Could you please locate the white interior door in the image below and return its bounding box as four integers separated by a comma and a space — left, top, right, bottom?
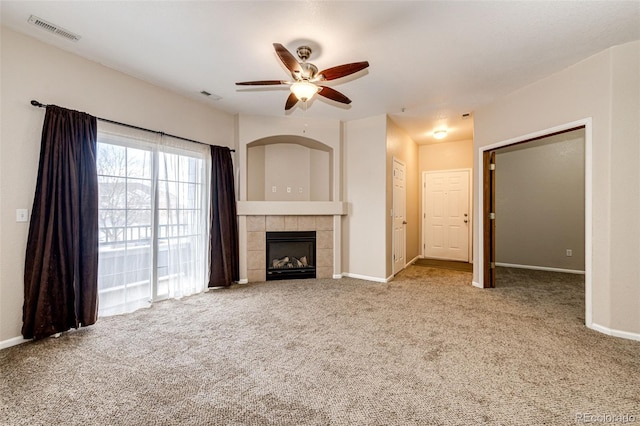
393, 158, 406, 274
423, 170, 470, 262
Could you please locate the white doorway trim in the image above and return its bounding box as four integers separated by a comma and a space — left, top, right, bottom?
475, 118, 593, 329
422, 169, 472, 263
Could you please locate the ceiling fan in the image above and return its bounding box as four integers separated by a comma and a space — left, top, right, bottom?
236, 43, 369, 110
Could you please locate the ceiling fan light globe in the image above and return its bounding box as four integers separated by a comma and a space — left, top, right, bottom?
290, 81, 319, 101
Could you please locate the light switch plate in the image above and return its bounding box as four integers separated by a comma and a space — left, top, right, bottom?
16, 209, 29, 222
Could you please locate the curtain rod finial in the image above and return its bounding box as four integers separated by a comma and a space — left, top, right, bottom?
31, 100, 44, 107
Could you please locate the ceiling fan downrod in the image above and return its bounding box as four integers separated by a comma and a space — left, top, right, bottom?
295, 46, 318, 81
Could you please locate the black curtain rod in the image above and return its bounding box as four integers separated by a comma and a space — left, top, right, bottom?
30, 100, 235, 152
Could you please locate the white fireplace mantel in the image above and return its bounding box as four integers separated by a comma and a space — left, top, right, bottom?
237, 201, 348, 216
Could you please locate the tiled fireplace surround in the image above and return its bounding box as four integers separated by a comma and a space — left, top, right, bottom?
245, 215, 334, 282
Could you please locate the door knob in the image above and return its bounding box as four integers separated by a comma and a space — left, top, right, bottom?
464, 219, 468, 223
403, 221, 407, 225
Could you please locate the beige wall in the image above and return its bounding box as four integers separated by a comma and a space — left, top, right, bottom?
419, 139, 473, 172
386, 118, 419, 277
495, 129, 585, 271
246, 143, 331, 201
247, 146, 266, 201
264, 144, 311, 201
342, 115, 388, 279
0, 27, 235, 344
310, 149, 331, 202
473, 40, 640, 337
609, 42, 640, 336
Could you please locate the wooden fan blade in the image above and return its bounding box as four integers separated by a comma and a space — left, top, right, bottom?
285, 92, 298, 110
317, 86, 352, 104
273, 43, 302, 75
236, 80, 286, 86
317, 61, 369, 81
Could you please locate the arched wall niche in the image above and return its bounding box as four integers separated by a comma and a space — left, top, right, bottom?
246, 135, 333, 201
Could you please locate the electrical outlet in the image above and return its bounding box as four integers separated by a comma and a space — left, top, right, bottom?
566, 249, 573, 257
271, 186, 277, 193
298, 187, 303, 193
286, 187, 291, 193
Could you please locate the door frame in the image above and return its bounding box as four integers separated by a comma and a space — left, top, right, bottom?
482, 153, 495, 288
392, 157, 407, 275
476, 118, 592, 327
421, 168, 472, 263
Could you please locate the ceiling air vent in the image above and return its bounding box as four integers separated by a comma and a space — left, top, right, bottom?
27, 15, 81, 42
200, 90, 222, 101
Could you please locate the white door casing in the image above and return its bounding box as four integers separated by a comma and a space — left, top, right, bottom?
393, 158, 406, 275
423, 169, 470, 262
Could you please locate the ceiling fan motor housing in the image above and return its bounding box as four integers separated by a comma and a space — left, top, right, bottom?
298, 62, 318, 80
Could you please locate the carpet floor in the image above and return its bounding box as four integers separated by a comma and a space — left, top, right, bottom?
413, 259, 473, 272
1, 266, 639, 425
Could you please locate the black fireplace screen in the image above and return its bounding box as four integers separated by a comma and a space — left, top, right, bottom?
266, 231, 316, 280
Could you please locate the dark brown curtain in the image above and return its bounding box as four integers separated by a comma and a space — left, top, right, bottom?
208, 146, 239, 287
22, 105, 99, 340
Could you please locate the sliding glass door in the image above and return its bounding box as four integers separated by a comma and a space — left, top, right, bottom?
96, 131, 209, 316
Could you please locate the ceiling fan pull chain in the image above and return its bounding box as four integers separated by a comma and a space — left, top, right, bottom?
302, 101, 308, 133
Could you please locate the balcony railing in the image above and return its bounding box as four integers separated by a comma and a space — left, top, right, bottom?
97, 224, 202, 316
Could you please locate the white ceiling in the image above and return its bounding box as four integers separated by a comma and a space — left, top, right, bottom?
2, 1, 639, 145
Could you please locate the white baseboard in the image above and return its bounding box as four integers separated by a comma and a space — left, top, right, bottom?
590, 323, 640, 342
472, 281, 483, 288
407, 255, 420, 265
0, 336, 29, 350
496, 262, 585, 275
342, 272, 389, 283
332, 274, 342, 279
237, 279, 249, 284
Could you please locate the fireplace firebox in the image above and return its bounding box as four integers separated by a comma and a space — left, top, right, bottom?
266, 231, 316, 280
